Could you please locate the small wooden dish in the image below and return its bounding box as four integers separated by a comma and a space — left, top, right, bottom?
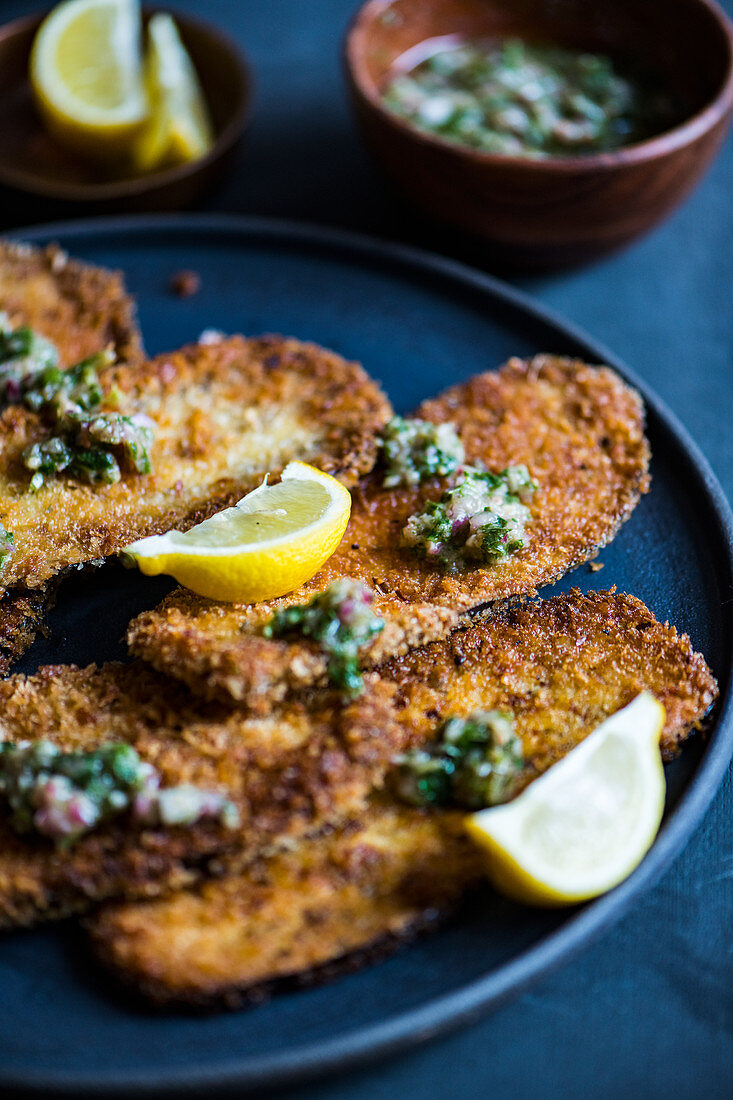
345, 0, 733, 268
0, 9, 252, 213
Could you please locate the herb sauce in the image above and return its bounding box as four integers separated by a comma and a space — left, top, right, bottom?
402, 464, 536, 568
390, 710, 523, 810
24, 408, 155, 490
0, 312, 58, 403
263, 579, 385, 696
383, 39, 678, 158
379, 415, 464, 488
0, 740, 239, 846
0, 318, 156, 491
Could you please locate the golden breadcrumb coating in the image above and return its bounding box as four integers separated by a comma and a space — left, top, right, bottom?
87, 589, 716, 1008
0, 334, 391, 594
88, 798, 477, 1009
0, 240, 143, 367
385, 588, 717, 765
0, 239, 145, 669
128, 355, 651, 707
0, 663, 408, 928
0, 586, 54, 676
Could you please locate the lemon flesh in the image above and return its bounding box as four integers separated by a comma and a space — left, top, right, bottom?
466, 693, 666, 907
30, 0, 148, 162
123, 462, 351, 604
133, 12, 214, 172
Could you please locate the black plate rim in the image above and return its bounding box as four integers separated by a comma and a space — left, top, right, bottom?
4, 213, 733, 1098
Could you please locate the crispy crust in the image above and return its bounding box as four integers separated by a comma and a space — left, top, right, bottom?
385, 588, 718, 764
128, 355, 651, 706
0, 334, 392, 592
87, 800, 477, 1010
0, 241, 145, 666
0, 240, 143, 368
0, 585, 54, 677
129, 589, 458, 710
87, 589, 716, 1008
0, 663, 410, 928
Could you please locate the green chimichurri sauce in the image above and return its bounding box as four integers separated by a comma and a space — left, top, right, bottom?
0, 317, 155, 491
23, 406, 155, 490
390, 710, 524, 810
0, 740, 239, 846
402, 464, 536, 569
379, 415, 465, 489
0, 312, 58, 402
382, 38, 679, 157
263, 579, 385, 697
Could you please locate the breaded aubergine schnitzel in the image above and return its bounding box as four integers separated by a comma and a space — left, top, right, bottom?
128, 356, 651, 708
0, 665, 408, 928
87, 589, 716, 1008
0, 239, 144, 671
0, 240, 143, 369
0, 335, 391, 594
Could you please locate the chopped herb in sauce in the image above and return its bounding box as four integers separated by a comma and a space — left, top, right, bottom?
0, 339, 156, 491
0, 522, 13, 571
263, 579, 385, 696
383, 39, 680, 158
390, 710, 523, 810
21, 356, 105, 418
0, 740, 239, 846
402, 464, 536, 568
0, 312, 58, 404
379, 415, 465, 488
24, 411, 154, 490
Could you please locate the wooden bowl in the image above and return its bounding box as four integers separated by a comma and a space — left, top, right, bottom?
0, 9, 252, 213
345, 0, 733, 267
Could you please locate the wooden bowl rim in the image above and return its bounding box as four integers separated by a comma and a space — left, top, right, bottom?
344, 0, 733, 172
0, 7, 253, 201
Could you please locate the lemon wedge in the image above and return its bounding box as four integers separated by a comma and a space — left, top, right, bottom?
30, 0, 148, 162
132, 12, 214, 172
465, 693, 666, 907
123, 462, 351, 603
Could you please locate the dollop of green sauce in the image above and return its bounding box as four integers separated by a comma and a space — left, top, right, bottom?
383, 38, 680, 157
0, 316, 155, 491
0, 312, 58, 402
263, 579, 385, 697
402, 464, 536, 568
379, 415, 465, 488
0, 740, 239, 847
390, 710, 523, 810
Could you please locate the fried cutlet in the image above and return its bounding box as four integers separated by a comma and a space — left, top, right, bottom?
87, 589, 717, 1008
0, 240, 143, 367
128, 355, 651, 707
383, 588, 716, 765
0, 240, 144, 670
0, 335, 391, 594
88, 798, 478, 1009
0, 663, 409, 928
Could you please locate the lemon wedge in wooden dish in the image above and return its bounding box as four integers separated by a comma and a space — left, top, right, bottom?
465, 693, 667, 907
132, 12, 214, 171
123, 462, 351, 603
30, 0, 148, 162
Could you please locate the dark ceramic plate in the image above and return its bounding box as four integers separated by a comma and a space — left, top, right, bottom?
2, 215, 732, 1098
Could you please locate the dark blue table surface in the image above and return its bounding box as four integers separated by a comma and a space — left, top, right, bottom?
1, 2, 732, 1097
